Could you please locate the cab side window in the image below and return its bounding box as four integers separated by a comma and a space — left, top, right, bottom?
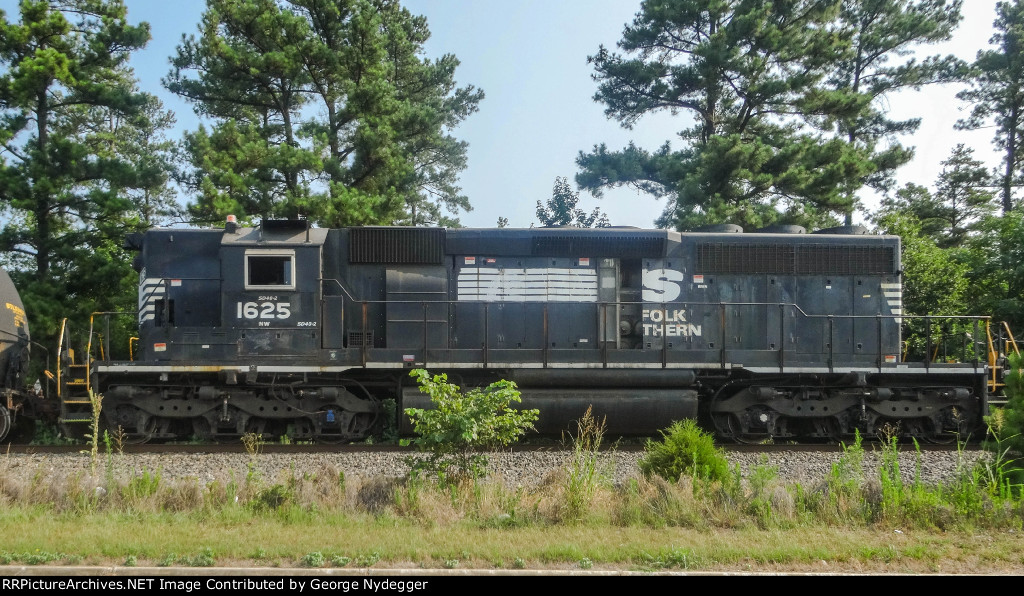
246, 252, 295, 289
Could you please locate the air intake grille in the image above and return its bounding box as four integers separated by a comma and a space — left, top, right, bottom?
531, 235, 665, 257
697, 243, 896, 275
794, 245, 896, 274
349, 228, 445, 264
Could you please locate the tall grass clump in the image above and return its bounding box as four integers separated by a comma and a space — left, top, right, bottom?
560, 406, 608, 524
798, 430, 869, 524
638, 419, 730, 483
979, 409, 1024, 496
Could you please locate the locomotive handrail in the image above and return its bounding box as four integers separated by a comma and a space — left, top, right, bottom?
85, 311, 133, 394
322, 278, 357, 301
986, 320, 1020, 393
351, 298, 988, 376
55, 318, 67, 399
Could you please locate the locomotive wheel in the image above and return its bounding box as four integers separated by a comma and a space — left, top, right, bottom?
105, 417, 156, 445
924, 430, 958, 445
313, 406, 365, 444
725, 414, 772, 445
0, 406, 10, 442
925, 410, 968, 445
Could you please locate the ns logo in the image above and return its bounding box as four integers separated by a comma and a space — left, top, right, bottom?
639, 268, 701, 337
641, 268, 684, 302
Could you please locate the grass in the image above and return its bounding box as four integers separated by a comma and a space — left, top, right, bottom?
3, 425, 1024, 572
0, 512, 1022, 572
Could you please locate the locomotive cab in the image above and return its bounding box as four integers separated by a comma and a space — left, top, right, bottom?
221, 220, 325, 358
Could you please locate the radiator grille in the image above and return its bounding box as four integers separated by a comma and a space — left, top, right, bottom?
531, 235, 664, 257
349, 228, 445, 264
696, 243, 896, 275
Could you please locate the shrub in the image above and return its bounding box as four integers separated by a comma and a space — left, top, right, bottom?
996, 352, 1024, 458
638, 419, 730, 483
404, 369, 539, 483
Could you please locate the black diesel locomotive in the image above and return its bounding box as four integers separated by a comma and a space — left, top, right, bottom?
58, 219, 989, 443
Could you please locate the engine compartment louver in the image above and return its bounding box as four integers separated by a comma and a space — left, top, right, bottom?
696, 243, 896, 275
531, 235, 665, 257
349, 228, 445, 264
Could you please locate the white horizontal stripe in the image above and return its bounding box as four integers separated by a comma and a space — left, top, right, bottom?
458, 267, 599, 302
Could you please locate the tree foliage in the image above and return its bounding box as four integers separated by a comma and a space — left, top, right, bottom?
995, 352, 1024, 457
166, 0, 483, 227
404, 369, 539, 482
825, 0, 965, 222
882, 145, 996, 248
0, 0, 169, 355
960, 210, 1024, 329
577, 0, 965, 230
577, 0, 872, 230
536, 177, 609, 228
957, 0, 1024, 213
875, 211, 969, 319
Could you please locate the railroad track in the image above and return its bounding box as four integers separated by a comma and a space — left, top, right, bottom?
1, 440, 981, 455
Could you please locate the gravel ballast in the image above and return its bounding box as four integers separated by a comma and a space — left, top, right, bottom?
0, 448, 988, 489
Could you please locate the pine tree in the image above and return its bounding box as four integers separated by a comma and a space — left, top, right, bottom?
576, 0, 878, 230
881, 145, 996, 247
826, 0, 965, 224
167, 0, 483, 227
0, 1, 166, 349
956, 0, 1024, 213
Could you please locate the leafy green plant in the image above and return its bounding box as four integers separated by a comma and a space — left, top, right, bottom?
355, 551, 381, 567
404, 369, 539, 483
380, 399, 399, 443
996, 352, 1024, 457
301, 551, 325, 567
637, 547, 699, 570
29, 422, 77, 446
180, 548, 215, 568
251, 484, 294, 512
638, 419, 730, 483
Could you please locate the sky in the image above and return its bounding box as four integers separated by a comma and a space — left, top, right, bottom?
0, 0, 1007, 229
